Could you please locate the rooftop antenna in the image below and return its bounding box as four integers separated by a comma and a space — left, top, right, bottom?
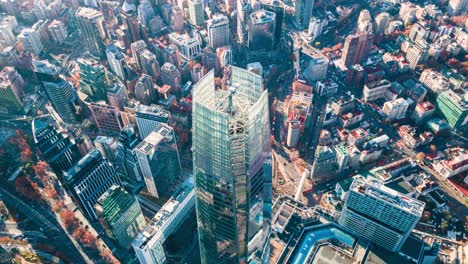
228, 86, 236, 114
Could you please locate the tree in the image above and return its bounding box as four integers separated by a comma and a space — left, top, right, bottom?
441, 221, 449, 232
60, 210, 80, 230
100, 248, 120, 264
14, 176, 42, 202
33, 161, 49, 184
415, 152, 425, 163
73, 227, 97, 249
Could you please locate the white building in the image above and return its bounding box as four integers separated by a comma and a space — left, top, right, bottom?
188, 0, 204, 26
382, 98, 410, 120
47, 20, 68, 43
18, 28, 43, 55
363, 79, 391, 102
207, 14, 229, 49
168, 33, 202, 60
106, 44, 127, 80
308, 17, 327, 40
133, 182, 195, 264
286, 119, 301, 148
135, 104, 171, 139
338, 176, 424, 252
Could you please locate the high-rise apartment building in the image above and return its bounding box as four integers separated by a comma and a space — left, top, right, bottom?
188, 0, 204, 26
64, 149, 122, 219
248, 10, 276, 51
338, 176, 424, 252
374, 12, 390, 35
75, 7, 107, 57
116, 126, 142, 182
107, 82, 128, 110
294, 0, 314, 28
207, 14, 230, 49
135, 123, 181, 198
34, 60, 77, 123
170, 6, 184, 33
47, 20, 68, 43
341, 32, 373, 66
95, 185, 146, 248
106, 44, 127, 80
18, 28, 43, 55
131, 40, 147, 68
135, 74, 156, 106
0, 23, 15, 48
135, 104, 171, 139
448, 0, 468, 15
160, 63, 181, 95
32, 119, 82, 175
193, 66, 271, 263
406, 40, 429, 69
139, 49, 160, 80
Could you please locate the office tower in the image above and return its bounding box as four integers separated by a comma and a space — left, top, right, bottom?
137, 0, 155, 29
131, 40, 147, 68
77, 57, 108, 100
100, 0, 118, 34
135, 104, 171, 139
133, 182, 196, 264
341, 32, 373, 66
34, 60, 77, 123
310, 146, 336, 184
94, 136, 118, 162
88, 101, 125, 134
64, 149, 122, 219
0, 46, 19, 67
248, 10, 276, 51
237, 0, 251, 44
188, 0, 204, 26
262, 0, 284, 48
0, 66, 23, 97
160, 63, 181, 95
135, 123, 181, 198
436, 90, 467, 132
168, 33, 202, 60
106, 44, 127, 80
18, 28, 43, 55
294, 0, 314, 28
408, 21, 429, 42
95, 185, 146, 248
75, 7, 107, 57
139, 49, 160, 80
32, 119, 82, 174
448, 0, 468, 15
135, 74, 156, 105
374, 12, 390, 35
338, 176, 424, 252
170, 6, 184, 33
193, 66, 271, 263
207, 14, 230, 49
120, 0, 141, 43
0, 69, 23, 114
116, 126, 142, 182
304, 55, 328, 82
107, 82, 128, 110
308, 16, 326, 40
406, 40, 429, 69
47, 20, 68, 43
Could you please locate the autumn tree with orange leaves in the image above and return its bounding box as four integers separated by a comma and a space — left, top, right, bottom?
14, 176, 43, 202
60, 210, 80, 230
9, 130, 33, 162
73, 227, 97, 249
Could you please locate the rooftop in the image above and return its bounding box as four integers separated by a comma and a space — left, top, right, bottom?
350, 177, 425, 216
75, 7, 103, 19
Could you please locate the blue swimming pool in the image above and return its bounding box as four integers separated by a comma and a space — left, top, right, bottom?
291, 226, 355, 264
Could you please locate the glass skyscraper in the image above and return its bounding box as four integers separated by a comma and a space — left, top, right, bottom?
193, 66, 271, 264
